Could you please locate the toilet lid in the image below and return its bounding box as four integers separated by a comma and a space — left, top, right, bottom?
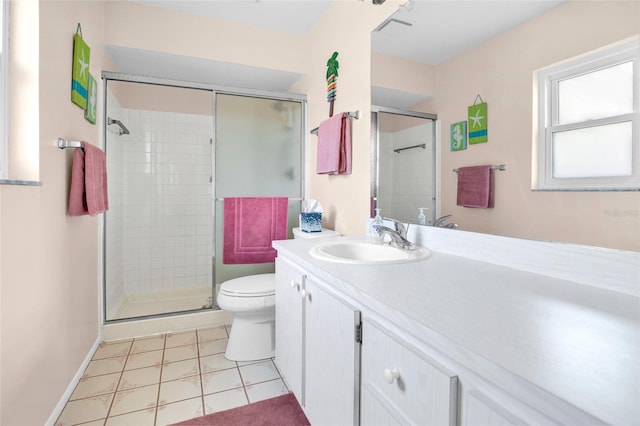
220, 273, 276, 297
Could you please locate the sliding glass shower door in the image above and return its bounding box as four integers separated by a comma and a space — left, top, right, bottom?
214, 93, 303, 285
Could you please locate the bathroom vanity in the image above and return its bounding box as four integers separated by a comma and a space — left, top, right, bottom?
273, 227, 639, 426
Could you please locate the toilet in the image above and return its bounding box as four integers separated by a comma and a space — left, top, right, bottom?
218, 227, 339, 362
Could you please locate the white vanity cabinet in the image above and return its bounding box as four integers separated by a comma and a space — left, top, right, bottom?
463, 391, 525, 426
274, 257, 361, 426
361, 318, 458, 426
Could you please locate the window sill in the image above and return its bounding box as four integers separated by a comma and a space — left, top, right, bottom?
0, 178, 42, 186
532, 188, 640, 192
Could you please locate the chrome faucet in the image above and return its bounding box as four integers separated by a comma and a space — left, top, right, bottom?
434, 214, 458, 229
376, 218, 415, 250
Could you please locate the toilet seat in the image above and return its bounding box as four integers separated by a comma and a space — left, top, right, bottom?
219, 273, 275, 298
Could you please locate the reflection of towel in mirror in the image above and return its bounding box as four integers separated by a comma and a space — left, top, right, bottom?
69, 142, 109, 216
223, 197, 289, 264
316, 112, 352, 175
456, 165, 494, 208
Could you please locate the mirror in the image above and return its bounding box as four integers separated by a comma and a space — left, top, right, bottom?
371, 1, 640, 251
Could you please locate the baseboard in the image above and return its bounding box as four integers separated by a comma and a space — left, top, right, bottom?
44, 335, 102, 426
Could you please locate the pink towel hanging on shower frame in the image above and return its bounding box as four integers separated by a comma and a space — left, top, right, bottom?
223, 197, 288, 264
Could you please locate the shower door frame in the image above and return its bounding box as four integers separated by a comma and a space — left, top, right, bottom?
370, 105, 439, 224
101, 71, 307, 323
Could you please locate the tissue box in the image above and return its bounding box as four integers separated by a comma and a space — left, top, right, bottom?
300, 212, 322, 232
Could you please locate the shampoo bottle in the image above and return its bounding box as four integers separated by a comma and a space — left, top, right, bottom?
369, 208, 384, 243
418, 207, 428, 225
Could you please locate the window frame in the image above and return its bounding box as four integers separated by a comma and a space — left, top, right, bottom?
0, 0, 8, 179
537, 38, 640, 191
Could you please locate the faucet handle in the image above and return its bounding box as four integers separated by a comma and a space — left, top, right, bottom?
383, 217, 408, 238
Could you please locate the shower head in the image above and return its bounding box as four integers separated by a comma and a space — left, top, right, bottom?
107, 117, 130, 135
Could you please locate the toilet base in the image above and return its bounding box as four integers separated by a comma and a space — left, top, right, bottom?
224, 312, 275, 362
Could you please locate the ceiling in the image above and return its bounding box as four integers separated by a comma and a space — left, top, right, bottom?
109, 0, 564, 107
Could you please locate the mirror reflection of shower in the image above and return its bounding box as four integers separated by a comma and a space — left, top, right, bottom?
371, 107, 438, 225
107, 117, 130, 135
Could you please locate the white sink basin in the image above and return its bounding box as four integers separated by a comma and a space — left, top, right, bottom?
309, 240, 431, 264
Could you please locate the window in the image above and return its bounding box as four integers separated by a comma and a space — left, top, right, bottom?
0, 0, 8, 179
537, 38, 640, 190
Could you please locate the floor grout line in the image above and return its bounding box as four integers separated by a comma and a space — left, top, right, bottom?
57, 325, 288, 426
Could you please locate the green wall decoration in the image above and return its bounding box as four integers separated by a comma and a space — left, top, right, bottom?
451, 121, 467, 151
84, 73, 97, 124
326, 51, 339, 117
468, 96, 488, 144
71, 23, 91, 109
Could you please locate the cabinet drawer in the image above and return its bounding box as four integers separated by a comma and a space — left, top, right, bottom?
361, 319, 458, 426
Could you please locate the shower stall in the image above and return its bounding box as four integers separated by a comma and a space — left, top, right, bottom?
103, 74, 304, 322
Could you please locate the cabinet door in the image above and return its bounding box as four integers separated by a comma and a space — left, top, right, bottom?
361, 319, 458, 426
464, 391, 525, 426
274, 257, 304, 402
304, 278, 361, 426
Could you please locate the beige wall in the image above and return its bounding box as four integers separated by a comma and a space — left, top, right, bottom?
414, 0, 640, 251
0, 1, 105, 425
296, 0, 402, 235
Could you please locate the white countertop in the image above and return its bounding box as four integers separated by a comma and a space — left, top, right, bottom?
273, 235, 640, 425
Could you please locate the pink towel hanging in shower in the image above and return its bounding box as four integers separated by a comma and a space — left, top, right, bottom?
456, 165, 494, 208
69, 142, 109, 216
316, 112, 352, 175
223, 197, 288, 264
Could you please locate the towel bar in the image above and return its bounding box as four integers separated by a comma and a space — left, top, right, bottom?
453, 164, 506, 173
394, 143, 426, 154
58, 138, 83, 149
310, 110, 360, 135
215, 197, 304, 202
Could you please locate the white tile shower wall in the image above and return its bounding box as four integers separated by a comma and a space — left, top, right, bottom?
121, 109, 213, 296
105, 91, 126, 317
378, 122, 435, 223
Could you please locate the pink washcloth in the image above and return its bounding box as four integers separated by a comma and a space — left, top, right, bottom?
456, 165, 494, 208
69, 142, 109, 216
223, 197, 288, 264
316, 112, 352, 175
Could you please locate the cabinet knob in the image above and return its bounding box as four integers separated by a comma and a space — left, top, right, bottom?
300, 288, 309, 299
384, 368, 400, 384
290, 280, 298, 290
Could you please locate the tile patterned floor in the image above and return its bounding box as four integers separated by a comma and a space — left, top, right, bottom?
55, 325, 289, 426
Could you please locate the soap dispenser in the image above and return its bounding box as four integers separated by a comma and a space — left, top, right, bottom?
418, 208, 428, 226
369, 208, 384, 243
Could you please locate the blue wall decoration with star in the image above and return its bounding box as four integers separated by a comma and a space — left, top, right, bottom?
468, 100, 488, 144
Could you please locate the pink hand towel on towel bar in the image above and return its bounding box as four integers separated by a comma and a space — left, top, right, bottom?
223, 197, 289, 264
456, 165, 494, 208
316, 112, 352, 174
69, 142, 109, 216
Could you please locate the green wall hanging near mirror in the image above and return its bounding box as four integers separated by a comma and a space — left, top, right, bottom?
468, 95, 487, 144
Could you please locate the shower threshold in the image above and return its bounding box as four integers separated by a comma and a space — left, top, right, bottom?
110, 286, 214, 320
